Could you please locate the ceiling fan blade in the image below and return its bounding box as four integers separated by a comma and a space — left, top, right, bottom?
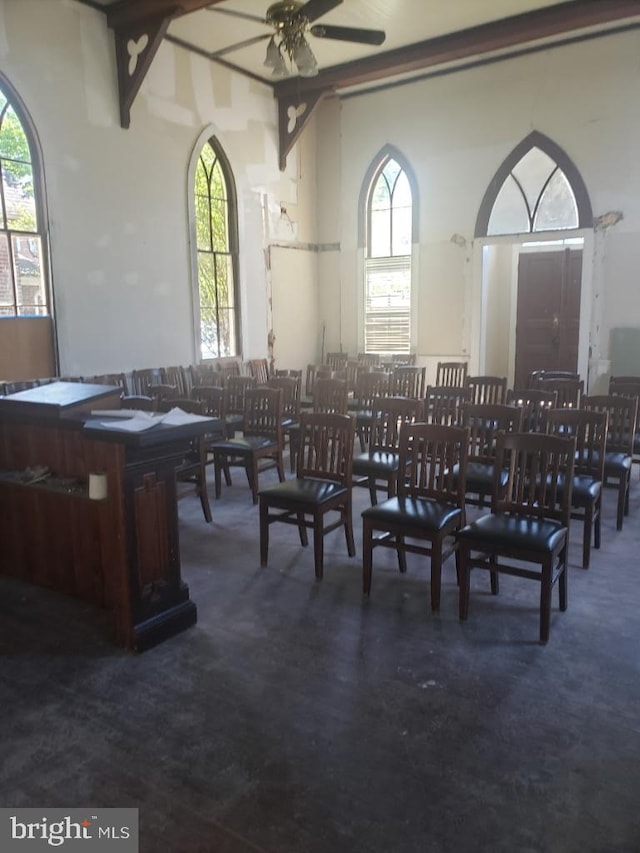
310, 24, 386, 46
206, 6, 266, 25
210, 33, 270, 59
295, 0, 343, 25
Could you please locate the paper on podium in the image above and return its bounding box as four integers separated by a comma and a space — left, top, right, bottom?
160, 407, 213, 425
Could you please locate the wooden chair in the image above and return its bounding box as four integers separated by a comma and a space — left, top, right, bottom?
352, 396, 423, 505
539, 377, 583, 408
259, 412, 355, 580
507, 387, 558, 432
362, 422, 469, 612
546, 407, 607, 568
352, 369, 390, 451
225, 374, 257, 434
424, 385, 471, 426
465, 375, 508, 405
581, 394, 638, 530
190, 384, 233, 437
190, 362, 224, 388
304, 363, 333, 401
157, 397, 217, 523
436, 361, 468, 388
391, 365, 426, 399
289, 377, 348, 472
212, 386, 285, 504
457, 403, 523, 508
357, 352, 380, 367
130, 367, 164, 396
90, 373, 128, 394
162, 365, 190, 397
267, 375, 301, 460
609, 375, 640, 476
121, 394, 155, 411
529, 369, 580, 388
247, 358, 270, 385
148, 383, 179, 408
391, 353, 416, 366
457, 431, 576, 643
326, 352, 349, 371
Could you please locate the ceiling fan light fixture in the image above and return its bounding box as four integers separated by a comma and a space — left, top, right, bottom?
264, 36, 280, 68
293, 37, 318, 76
270, 49, 290, 79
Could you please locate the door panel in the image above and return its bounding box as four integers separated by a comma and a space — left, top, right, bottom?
514, 249, 582, 389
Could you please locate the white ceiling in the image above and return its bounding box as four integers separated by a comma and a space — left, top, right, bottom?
81, 0, 640, 91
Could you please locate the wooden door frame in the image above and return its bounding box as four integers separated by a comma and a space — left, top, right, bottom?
470, 230, 593, 389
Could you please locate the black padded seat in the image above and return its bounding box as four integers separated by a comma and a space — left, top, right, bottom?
363, 496, 462, 532
556, 473, 602, 505
453, 461, 508, 501
457, 515, 566, 555
258, 477, 348, 509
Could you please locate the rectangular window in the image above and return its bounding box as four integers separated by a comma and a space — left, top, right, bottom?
364, 255, 411, 354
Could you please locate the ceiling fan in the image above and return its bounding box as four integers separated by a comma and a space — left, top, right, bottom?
207, 0, 386, 78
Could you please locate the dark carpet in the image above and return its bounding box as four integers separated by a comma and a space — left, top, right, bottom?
1, 461, 639, 853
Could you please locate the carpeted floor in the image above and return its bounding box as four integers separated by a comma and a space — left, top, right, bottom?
1, 460, 639, 853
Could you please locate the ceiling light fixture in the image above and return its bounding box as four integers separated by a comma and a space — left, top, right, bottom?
264, 2, 318, 79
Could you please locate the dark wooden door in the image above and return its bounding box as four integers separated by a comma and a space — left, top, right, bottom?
514, 249, 582, 389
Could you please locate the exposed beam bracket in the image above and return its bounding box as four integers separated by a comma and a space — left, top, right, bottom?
111, 12, 173, 129
277, 88, 332, 171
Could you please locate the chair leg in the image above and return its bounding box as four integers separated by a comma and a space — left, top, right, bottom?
344, 499, 355, 558
458, 545, 470, 621
313, 512, 324, 580
214, 453, 223, 499
362, 517, 374, 595
594, 506, 601, 550
368, 477, 377, 505
489, 555, 499, 595
259, 499, 269, 567
297, 512, 308, 547
559, 550, 568, 613
276, 452, 285, 483
396, 536, 407, 573
539, 557, 553, 644
582, 504, 593, 569
616, 477, 626, 530
198, 472, 212, 523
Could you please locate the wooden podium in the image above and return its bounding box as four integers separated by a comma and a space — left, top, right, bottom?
0, 382, 218, 650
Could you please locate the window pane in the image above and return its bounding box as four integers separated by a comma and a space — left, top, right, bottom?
210, 195, 229, 253
0, 233, 15, 309
195, 194, 211, 250
512, 146, 556, 213
3, 159, 37, 231
13, 234, 45, 312
370, 208, 391, 257
0, 105, 31, 163
487, 175, 531, 236
216, 307, 236, 358
382, 158, 401, 187
392, 205, 411, 256
534, 169, 579, 231
199, 307, 219, 359
364, 256, 411, 353
214, 254, 235, 311
371, 174, 390, 212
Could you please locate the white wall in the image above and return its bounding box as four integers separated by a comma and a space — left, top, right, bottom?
327, 29, 640, 384
0, 0, 311, 376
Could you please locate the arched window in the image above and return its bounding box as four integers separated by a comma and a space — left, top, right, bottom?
0, 83, 48, 316
361, 149, 415, 355
193, 137, 240, 360
475, 131, 592, 238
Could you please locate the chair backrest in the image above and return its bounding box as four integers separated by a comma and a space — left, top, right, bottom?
297, 411, 354, 485
368, 396, 423, 453
313, 378, 349, 414
274, 368, 303, 380
546, 407, 608, 480
149, 383, 179, 406
465, 375, 508, 405
609, 375, 640, 400
247, 358, 270, 385
90, 373, 128, 394
391, 365, 426, 399
243, 387, 283, 441
190, 363, 223, 388
305, 363, 333, 396
582, 394, 638, 455
130, 367, 164, 395
391, 353, 416, 365
326, 352, 349, 370
507, 387, 558, 432
354, 370, 390, 407
226, 375, 257, 415
529, 369, 580, 388
436, 361, 468, 388
494, 431, 576, 524
461, 403, 523, 463
267, 375, 300, 420
357, 352, 380, 367
424, 385, 471, 426
539, 377, 584, 408
396, 422, 469, 510
191, 384, 227, 419
162, 365, 189, 396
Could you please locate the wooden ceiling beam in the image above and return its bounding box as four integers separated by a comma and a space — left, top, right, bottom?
273, 0, 640, 97
106, 0, 225, 30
